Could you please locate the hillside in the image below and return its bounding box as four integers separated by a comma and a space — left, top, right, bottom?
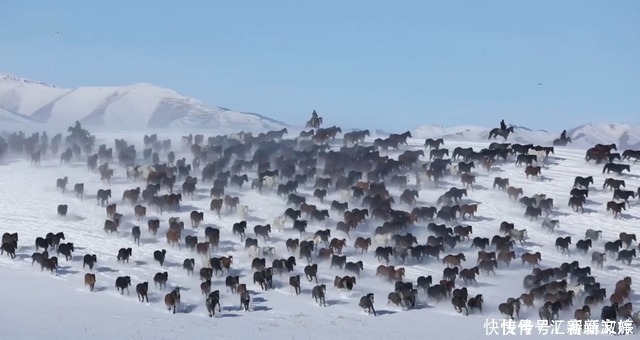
412, 123, 640, 148
0, 73, 287, 132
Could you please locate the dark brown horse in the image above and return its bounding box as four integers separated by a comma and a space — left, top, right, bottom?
606, 201, 625, 218
460, 204, 478, 219
521, 252, 541, 266
525, 166, 541, 180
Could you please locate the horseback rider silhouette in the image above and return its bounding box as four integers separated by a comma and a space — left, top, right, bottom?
560, 130, 567, 140
500, 120, 506, 131
311, 110, 318, 119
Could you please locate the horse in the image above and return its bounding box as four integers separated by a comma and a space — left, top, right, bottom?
606, 201, 626, 218
424, 138, 444, 150
552, 137, 572, 146
488, 126, 515, 140
521, 252, 542, 266
164, 288, 181, 314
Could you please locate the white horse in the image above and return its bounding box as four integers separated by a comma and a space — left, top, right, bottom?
541, 218, 560, 232
261, 246, 276, 258
449, 164, 460, 176
141, 165, 156, 181
374, 233, 390, 247
340, 189, 352, 202
262, 175, 278, 190
126, 165, 141, 180
527, 149, 547, 165
247, 245, 261, 259
273, 215, 285, 232
229, 131, 245, 142
180, 136, 191, 151
415, 171, 432, 188
239, 205, 249, 220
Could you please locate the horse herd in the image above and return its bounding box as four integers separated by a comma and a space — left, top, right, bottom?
1, 116, 640, 330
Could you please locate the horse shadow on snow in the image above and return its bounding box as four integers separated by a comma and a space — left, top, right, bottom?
374, 310, 397, 316
549, 211, 570, 217
96, 266, 119, 273
619, 213, 639, 220
467, 216, 495, 222
57, 266, 79, 275
549, 229, 571, 236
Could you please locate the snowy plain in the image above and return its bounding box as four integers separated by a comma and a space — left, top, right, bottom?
0, 123, 639, 340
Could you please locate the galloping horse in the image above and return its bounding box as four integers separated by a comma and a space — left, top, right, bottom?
488, 126, 514, 141
305, 110, 323, 129
553, 137, 572, 146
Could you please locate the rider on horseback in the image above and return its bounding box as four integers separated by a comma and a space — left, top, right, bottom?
311, 110, 318, 119
500, 119, 507, 131
560, 130, 567, 140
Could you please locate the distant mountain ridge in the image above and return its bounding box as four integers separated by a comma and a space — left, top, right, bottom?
0, 73, 287, 132
411, 123, 640, 149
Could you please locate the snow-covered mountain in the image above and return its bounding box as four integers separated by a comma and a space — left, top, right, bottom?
0, 73, 287, 132
568, 123, 640, 150
411, 123, 640, 148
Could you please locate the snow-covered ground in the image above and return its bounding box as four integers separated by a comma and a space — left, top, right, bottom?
0, 126, 638, 339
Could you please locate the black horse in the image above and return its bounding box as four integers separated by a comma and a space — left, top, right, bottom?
553, 137, 572, 146
488, 126, 515, 141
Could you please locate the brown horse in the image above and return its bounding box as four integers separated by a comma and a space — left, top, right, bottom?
585, 147, 610, 163
166, 230, 181, 248
106, 204, 117, 219
329, 238, 347, 255
606, 201, 626, 218
190, 210, 204, 228
84, 273, 96, 291
224, 195, 240, 211
459, 266, 479, 285
460, 204, 478, 219
568, 196, 586, 213
519, 292, 535, 307
210, 198, 223, 217
497, 250, 516, 267
354, 237, 372, 253
134, 205, 146, 221
461, 173, 476, 190
164, 288, 181, 314
525, 166, 541, 180
56, 177, 68, 193
147, 219, 160, 235
201, 279, 212, 296
521, 252, 541, 266
375, 265, 406, 281
507, 187, 523, 201
442, 253, 466, 268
